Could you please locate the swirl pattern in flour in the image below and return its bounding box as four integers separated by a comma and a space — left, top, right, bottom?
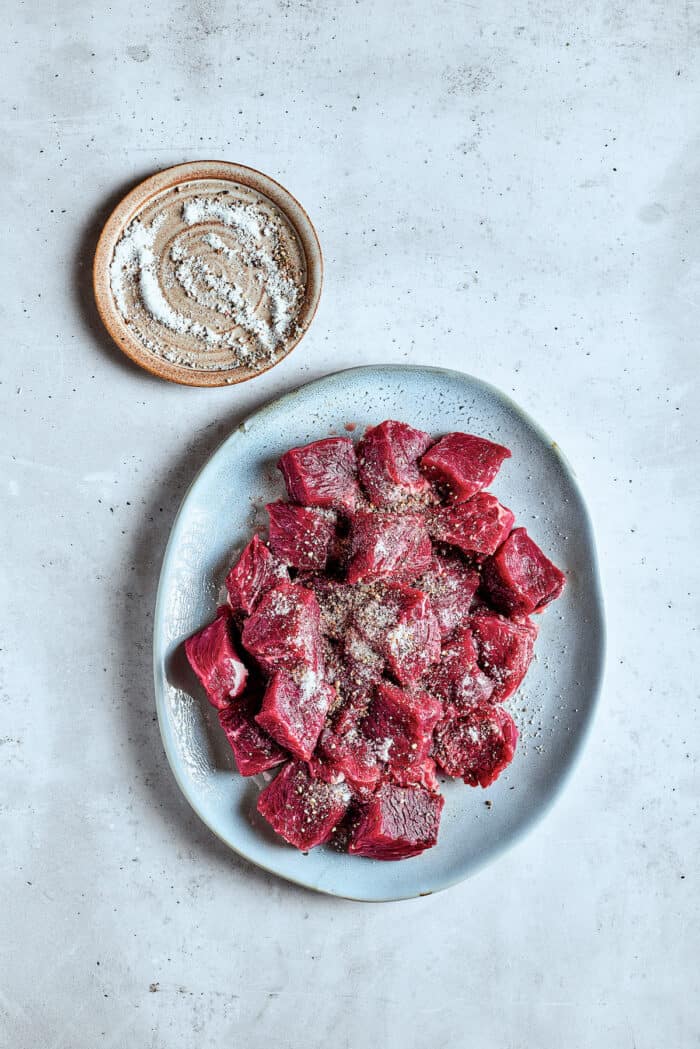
109, 179, 307, 373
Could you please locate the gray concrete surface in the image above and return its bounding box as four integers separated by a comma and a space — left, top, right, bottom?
2, 1, 698, 1046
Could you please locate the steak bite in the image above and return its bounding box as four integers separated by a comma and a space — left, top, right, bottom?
351, 581, 440, 684
427, 493, 515, 557
241, 581, 322, 673
310, 725, 382, 790
218, 698, 287, 776
421, 432, 511, 502
433, 704, 518, 787
225, 534, 285, 616
346, 511, 433, 584
257, 762, 351, 850
362, 681, 442, 769
424, 626, 495, 711
348, 783, 444, 860
184, 609, 248, 709
277, 436, 360, 513
415, 553, 480, 638
389, 757, 440, 794
266, 501, 337, 571
469, 608, 537, 702
256, 666, 334, 760
482, 526, 566, 615
357, 420, 433, 506
382, 587, 441, 687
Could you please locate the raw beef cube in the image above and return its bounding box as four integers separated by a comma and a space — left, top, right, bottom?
226, 535, 284, 616
428, 493, 515, 557
278, 437, 360, 513
300, 576, 357, 639
357, 420, 433, 506
352, 582, 439, 684
256, 666, 335, 760
310, 725, 382, 790
424, 627, 495, 710
382, 587, 441, 686
389, 757, 440, 794
415, 553, 480, 638
346, 511, 433, 584
421, 432, 511, 502
348, 783, 444, 860
241, 582, 322, 673
218, 699, 287, 776
469, 609, 538, 702
343, 628, 386, 689
184, 609, 248, 709
433, 704, 518, 787
267, 502, 337, 571
257, 761, 351, 850
482, 527, 566, 615
362, 681, 442, 769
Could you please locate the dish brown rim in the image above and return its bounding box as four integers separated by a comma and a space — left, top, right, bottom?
92, 161, 323, 387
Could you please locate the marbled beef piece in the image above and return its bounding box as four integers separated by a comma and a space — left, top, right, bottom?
433, 704, 518, 787
351, 581, 439, 685
424, 626, 495, 711
357, 420, 433, 507
225, 534, 286, 616
184, 608, 248, 709
256, 666, 334, 760
310, 725, 383, 791
362, 681, 442, 770
278, 436, 360, 513
415, 553, 480, 639
427, 493, 515, 557
420, 432, 511, 502
482, 527, 566, 615
381, 587, 441, 687
241, 581, 322, 674
348, 783, 444, 860
266, 501, 337, 571
346, 511, 433, 584
257, 761, 352, 850
389, 757, 440, 794
469, 609, 538, 702
218, 698, 287, 776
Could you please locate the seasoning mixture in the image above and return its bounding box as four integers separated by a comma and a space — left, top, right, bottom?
109, 179, 307, 373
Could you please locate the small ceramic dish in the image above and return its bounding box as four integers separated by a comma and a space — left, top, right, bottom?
93, 161, 323, 387
153, 365, 606, 901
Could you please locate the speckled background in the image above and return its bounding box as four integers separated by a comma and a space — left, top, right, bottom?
2, 1, 698, 1046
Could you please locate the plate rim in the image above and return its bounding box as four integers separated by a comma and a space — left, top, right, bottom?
153, 364, 606, 901
93, 160, 323, 388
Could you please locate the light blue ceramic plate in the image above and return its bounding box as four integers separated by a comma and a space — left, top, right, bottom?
153, 366, 605, 900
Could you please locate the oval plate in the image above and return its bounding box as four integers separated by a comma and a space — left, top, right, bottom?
153, 365, 605, 900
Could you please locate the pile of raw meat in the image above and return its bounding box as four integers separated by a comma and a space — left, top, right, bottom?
185, 421, 565, 861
